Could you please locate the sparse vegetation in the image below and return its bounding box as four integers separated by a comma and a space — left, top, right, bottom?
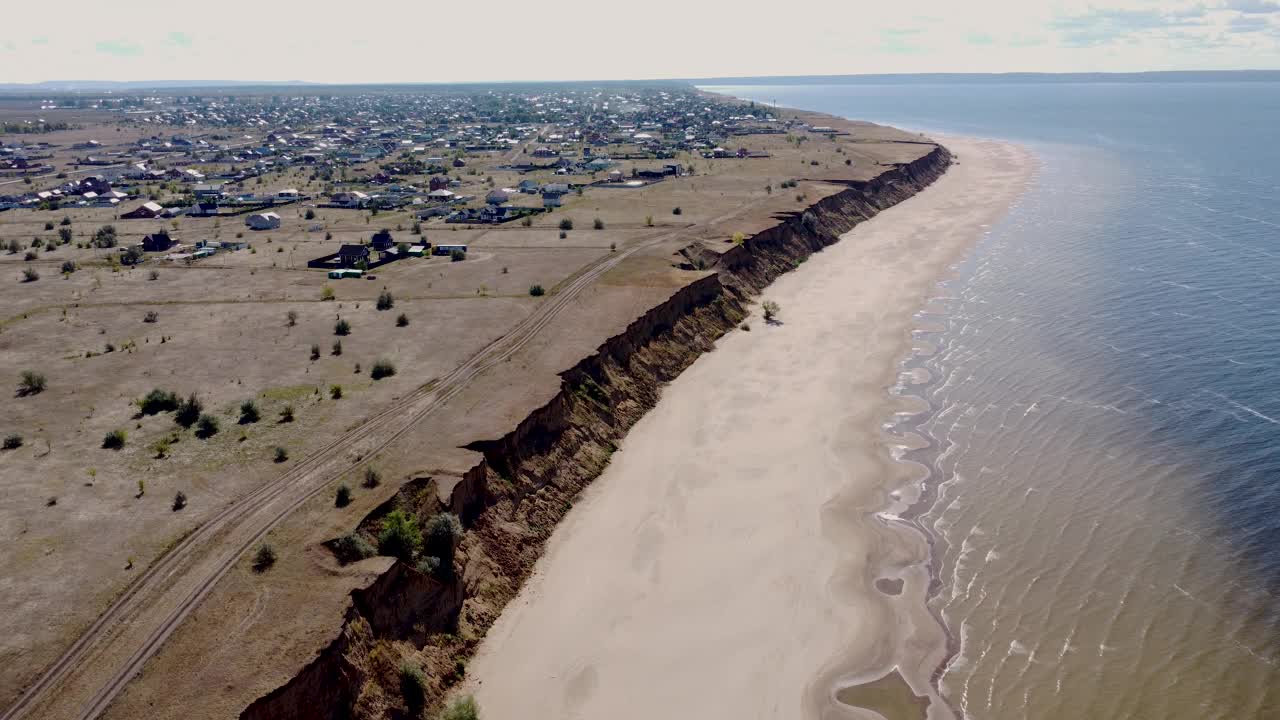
335, 483, 352, 508
762, 299, 781, 322
558, 217, 574, 231
18, 370, 47, 396
279, 405, 295, 423
321, 285, 336, 301
3, 433, 22, 450
21, 268, 39, 283
273, 446, 289, 463
370, 358, 396, 380
173, 491, 187, 511
102, 429, 127, 450
362, 466, 381, 488
252, 544, 277, 572
175, 393, 203, 427
529, 284, 545, 296
329, 384, 343, 399
438, 696, 480, 720
334, 318, 351, 336
376, 290, 394, 311
137, 388, 179, 415
395, 313, 409, 327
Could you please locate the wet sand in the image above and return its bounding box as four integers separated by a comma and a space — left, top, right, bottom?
465, 137, 1036, 719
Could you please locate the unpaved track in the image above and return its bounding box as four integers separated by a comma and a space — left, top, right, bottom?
1, 210, 743, 720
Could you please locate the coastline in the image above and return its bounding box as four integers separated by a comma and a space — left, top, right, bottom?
463, 135, 1036, 719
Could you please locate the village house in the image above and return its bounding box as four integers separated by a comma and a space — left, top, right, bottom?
245, 211, 281, 230
142, 231, 176, 252
121, 201, 165, 219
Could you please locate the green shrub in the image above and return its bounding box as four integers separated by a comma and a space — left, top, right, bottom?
279, 405, 295, 423
334, 318, 351, 336
592, 217, 604, 230
762, 300, 780, 322
416, 556, 441, 575
332, 340, 342, 356
377, 509, 422, 562
60, 260, 77, 274
253, 544, 277, 571
195, 414, 220, 438
529, 284, 545, 296
362, 466, 381, 488
399, 662, 427, 712
239, 400, 260, 424
321, 286, 335, 301
137, 388, 179, 415
558, 218, 573, 231
172, 491, 187, 511
2, 433, 22, 450
450, 248, 466, 262
22, 267, 39, 282
329, 384, 343, 399
333, 532, 375, 562
18, 370, 47, 396
395, 313, 408, 327
335, 483, 352, 507
370, 358, 396, 380
438, 696, 480, 720
102, 429, 127, 449
175, 393, 203, 427
672, 206, 682, 215
274, 446, 289, 463
376, 290, 394, 311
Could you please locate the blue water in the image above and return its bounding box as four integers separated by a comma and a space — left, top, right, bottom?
705, 82, 1280, 718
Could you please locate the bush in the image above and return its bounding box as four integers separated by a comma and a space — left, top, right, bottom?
558, 218, 574, 231
279, 405, 294, 423
22, 268, 39, 282
175, 393, 203, 427
593, 217, 604, 230
732, 232, 745, 245
143, 311, 159, 323
672, 206, 682, 215
286, 310, 297, 326
332, 340, 343, 356
376, 290, 394, 311
399, 663, 427, 712
172, 491, 187, 511
762, 300, 780, 322
137, 388, 179, 415
148, 269, 159, 281
329, 384, 343, 399
310, 344, 321, 361
196, 413, 220, 438
93, 225, 117, 248
252, 544, 277, 572
439, 696, 480, 720
416, 556, 441, 575
274, 446, 289, 463
304, 208, 316, 220
102, 429, 127, 449
520, 215, 532, 227
529, 284, 545, 296
335, 483, 352, 507
333, 532, 375, 562
558, 230, 567, 239
334, 318, 351, 336
369, 358, 396, 380
362, 466, 381, 488
645, 214, 654, 227
395, 313, 408, 327
61, 260, 77, 274
2, 433, 22, 450
378, 509, 422, 561
60, 215, 71, 226
450, 248, 466, 262
424, 512, 463, 568
18, 370, 47, 396
239, 400, 261, 424
321, 286, 335, 301
58, 227, 73, 244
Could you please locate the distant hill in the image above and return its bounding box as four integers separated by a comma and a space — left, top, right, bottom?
689, 71, 1280, 85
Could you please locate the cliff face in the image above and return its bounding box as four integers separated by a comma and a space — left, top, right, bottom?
240, 145, 952, 720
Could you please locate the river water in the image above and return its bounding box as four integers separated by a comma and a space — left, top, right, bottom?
704, 80, 1280, 719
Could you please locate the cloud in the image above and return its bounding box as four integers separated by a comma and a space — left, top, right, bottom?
1049, 4, 1215, 47
167, 31, 193, 47
1225, 0, 1280, 14
1229, 14, 1274, 30
95, 39, 142, 57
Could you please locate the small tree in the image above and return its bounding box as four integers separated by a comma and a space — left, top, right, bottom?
362, 466, 381, 488
330, 384, 343, 399
593, 217, 604, 230
61, 260, 77, 274
335, 483, 352, 508
22, 268, 39, 283
102, 429, 127, 449
529, 284, 545, 296
332, 340, 343, 356
334, 318, 351, 336
18, 370, 47, 396
286, 310, 298, 326
376, 290, 394, 311
253, 544, 277, 572
175, 393, 203, 427
196, 414, 220, 438
239, 400, 261, 424
173, 491, 187, 511
762, 300, 781, 322
320, 286, 335, 301
558, 218, 574, 231
273, 446, 289, 462
378, 509, 422, 561
370, 358, 396, 380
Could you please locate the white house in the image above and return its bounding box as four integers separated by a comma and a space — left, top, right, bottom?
245, 212, 281, 230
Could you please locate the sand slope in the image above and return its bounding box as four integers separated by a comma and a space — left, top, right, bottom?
465, 137, 1035, 719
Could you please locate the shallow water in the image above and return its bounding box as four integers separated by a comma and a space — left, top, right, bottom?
705, 81, 1280, 719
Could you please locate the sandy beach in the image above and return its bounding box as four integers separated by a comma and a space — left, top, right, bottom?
464, 136, 1035, 719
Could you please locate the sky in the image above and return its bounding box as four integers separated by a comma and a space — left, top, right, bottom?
2, 0, 1279, 84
